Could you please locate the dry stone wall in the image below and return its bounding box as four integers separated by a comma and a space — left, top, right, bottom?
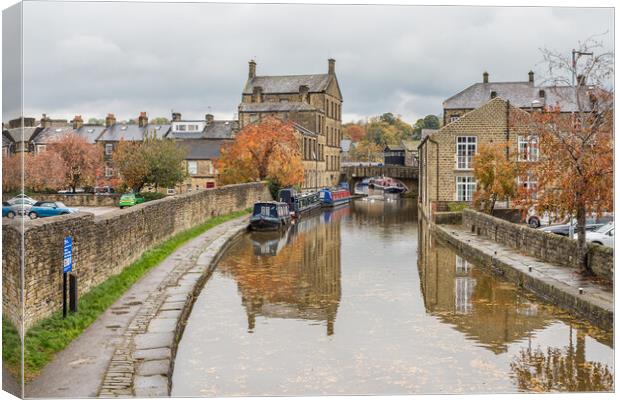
462, 209, 613, 282
2, 183, 271, 329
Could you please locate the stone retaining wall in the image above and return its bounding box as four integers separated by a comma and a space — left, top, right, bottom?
461, 209, 613, 282
2, 182, 271, 329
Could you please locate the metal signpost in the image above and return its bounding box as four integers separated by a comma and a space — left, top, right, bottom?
63, 236, 73, 318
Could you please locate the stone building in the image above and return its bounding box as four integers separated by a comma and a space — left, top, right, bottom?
443, 71, 595, 125
418, 97, 532, 217
238, 59, 343, 188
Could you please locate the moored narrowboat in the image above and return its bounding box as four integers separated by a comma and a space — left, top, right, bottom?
319, 187, 352, 207
249, 201, 292, 231
277, 188, 321, 218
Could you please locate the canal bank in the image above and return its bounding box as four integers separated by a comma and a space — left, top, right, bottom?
426, 210, 613, 331
25, 215, 251, 398
171, 198, 613, 395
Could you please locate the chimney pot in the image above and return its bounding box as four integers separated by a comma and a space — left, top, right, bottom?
328, 58, 336, 75
249, 60, 257, 79
206, 114, 214, 124
483, 71, 489, 83
41, 113, 51, 128
72, 115, 83, 130
105, 113, 116, 127
138, 111, 148, 128
528, 70, 534, 84
172, 112, 182, 122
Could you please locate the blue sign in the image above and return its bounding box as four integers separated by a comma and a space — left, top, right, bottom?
63, 236, 73, 273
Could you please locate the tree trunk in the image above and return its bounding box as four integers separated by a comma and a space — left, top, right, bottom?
576, 201, 588, 274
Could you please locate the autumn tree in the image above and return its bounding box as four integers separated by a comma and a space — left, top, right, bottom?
113, 141, 151, 192
25, 151, 66, 192
113, 134, 187, 192
472, 143, 518, 214
217, 117, 303, 188
49, 133, 103, 193
348, 140, 384, 163
515, 37, 613, 273
2, 153, 22, 193
342, 123, 366, 142
150, 117, 170, 125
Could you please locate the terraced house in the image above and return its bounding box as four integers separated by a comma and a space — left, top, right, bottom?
238, 59, 343, 189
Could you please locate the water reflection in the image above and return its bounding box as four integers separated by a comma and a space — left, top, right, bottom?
417, 218, 614, 391
221, 207, 348, 335
172, 199, 612, 396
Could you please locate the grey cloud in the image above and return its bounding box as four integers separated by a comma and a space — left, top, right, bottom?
8, 2, 614, 124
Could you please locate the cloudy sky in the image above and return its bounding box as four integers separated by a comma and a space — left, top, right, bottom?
3, 2, 614, 124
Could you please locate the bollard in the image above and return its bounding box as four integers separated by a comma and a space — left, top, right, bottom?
69, 273, 78, 313
528, 266, 532, 272
579, 287, 584, 295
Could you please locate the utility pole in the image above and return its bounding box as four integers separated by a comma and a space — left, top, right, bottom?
568, 49, 592, 239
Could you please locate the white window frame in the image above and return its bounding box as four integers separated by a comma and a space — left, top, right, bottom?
187, 161, 198, 175
518, 173, 538, 200
105, 166, 113, 177
456, 176, 476, 202
36, 144, 47, 153
456, 136, 476, 170
518, 135, 539, 162
450, 115, 460, 123
105, 143, 113, 155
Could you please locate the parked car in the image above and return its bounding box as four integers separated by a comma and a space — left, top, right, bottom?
539, 216, 613, 237
28, 201, 77, 219
118, 193, 145, 208
2, 202, 17, 218
7, 195, 36, 206
573, 222, 614, 248
94, 186, 115, 195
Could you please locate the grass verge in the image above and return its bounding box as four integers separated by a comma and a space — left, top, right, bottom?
2, 209, 250, 381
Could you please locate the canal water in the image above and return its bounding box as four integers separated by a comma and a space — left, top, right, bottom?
172, 196, 613, 396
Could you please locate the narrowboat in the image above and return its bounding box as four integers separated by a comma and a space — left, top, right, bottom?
249, 201, 292, 231
370, 177, 406, 194
277, 188, 321, 218
319, 187, 352, 207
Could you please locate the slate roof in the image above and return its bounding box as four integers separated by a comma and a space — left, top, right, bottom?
444, 82, 542, 110
2, 131, 14, 147
177, 139, 228, 160
3, 127, 40, 143
238, 102, 320, 113
97, 123, 168, 142
243, 74, 331, 94
32, 126, 74, 144
401, 139, 420, 152
420, 129, 438, 141
384, 144, 405, 151
76, 125, 107, 144
444, 81, 597, 112
204, 121, 237, 139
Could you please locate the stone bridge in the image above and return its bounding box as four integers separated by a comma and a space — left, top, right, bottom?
340, 165, 418, 194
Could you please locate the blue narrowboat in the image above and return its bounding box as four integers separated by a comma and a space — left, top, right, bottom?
277, 188, 321, 218
319, 187, 352, 207
249, 201, 292, 231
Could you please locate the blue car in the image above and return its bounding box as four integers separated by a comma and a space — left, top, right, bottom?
28, 201, 76, 219
2, 202, 17, 218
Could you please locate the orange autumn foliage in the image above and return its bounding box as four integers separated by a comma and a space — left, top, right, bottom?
472, 143, 518, 214
217, 117, 304, 187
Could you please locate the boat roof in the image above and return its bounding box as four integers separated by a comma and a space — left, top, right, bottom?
254, 201, 287, 205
